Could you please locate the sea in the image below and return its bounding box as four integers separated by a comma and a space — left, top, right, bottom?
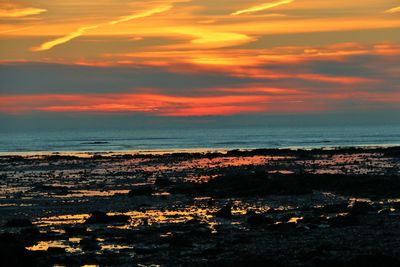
0, 124, 399, 154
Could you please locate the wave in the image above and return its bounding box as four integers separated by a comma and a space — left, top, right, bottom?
80, 141, 110, 145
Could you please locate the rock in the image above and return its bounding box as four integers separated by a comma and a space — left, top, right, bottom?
208, 254, 278, 267
378, 208, 394, 214
20, 227, 40, 236
185, 218, 202, 224
215, 203, 232, 219
0, 233, 34, 266
128, 185, 153, 196
268, 222, 297, 232
135, 245, 159, 254
347, 254, 400, 267
265, 207, 278, 214
301, 215, 325, 225
391, 202, 400, 210
155, 176, 172, 186
328, 213, 360, 227
47, 247, 65, 254
80, 237, 100, 251
350, 201, 374, 215
64, 226, 88, 235
321, 203, 349, 213
84, 211, 130, 224
169, 233, 193, 247
247, 214, 274, 226
4, 218, 33, 227
189, 226, 211, 238
277, 213, 297, 222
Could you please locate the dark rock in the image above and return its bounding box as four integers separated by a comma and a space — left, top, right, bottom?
378, 208, 394, 214
247, 214, 274, 226
215, 203, 232, 219
328, 213, 360, 227
155, 176, 172, 186
346, 254, 400, 267
84, 211, 130, 224
391, 202, 400, 210
128, 185, 154, 196
301, 214, 325, 224
5, 218, 33, 227
197, 172, 400, 198
169, 233, 193, 247
268, 222, 297, 232
168, 183, 198, 195
189, 226, 211, 238
350, 201, 374, 215
47, 247, 65, 254
185, 218, 202, 224
0, 233, 35, 267
80, 237, 100, 251
277, 213, 297, 222
321, 203, 349, 213
20, 227, 40, 236
135, 245, 158, 254
64, 226, 88, 235
265, 207, 278, 214
208, 253, 280, 267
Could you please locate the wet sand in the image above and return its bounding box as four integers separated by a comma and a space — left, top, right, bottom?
1, 147, 400, 266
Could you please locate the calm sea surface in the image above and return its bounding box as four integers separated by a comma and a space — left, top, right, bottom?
0, 125, 399, 153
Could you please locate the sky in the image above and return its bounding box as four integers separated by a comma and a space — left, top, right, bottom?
1, 0, 400, 128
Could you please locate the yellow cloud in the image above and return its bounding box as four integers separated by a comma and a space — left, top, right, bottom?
385, 6, 400, 14
109, 5, 172, 25
191, 31, 254, 47
231, 0, 294, 16
161, 27, 255, 49
0, 6, 46, 18
31, 5, 173, 52
31, 26, 98, 52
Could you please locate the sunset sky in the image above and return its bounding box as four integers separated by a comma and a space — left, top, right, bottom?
1, 0, 400, 126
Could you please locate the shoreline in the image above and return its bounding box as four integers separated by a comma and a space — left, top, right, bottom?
1, 143, 400, 157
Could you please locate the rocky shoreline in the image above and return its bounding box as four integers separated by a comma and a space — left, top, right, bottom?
1, 146, 400, 266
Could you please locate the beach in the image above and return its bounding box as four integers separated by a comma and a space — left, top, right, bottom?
1, 146, 400, 266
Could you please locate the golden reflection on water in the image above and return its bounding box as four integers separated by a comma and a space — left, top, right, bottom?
349, 197, 372, 203
69, 237, 82, 243
107, 208, 216, 229
53, 189, 130, 198
26, 237, 133, 254
26, 240, 81, 253
151, 192, 171, 197
101, 244, 134, 251
35, 205, 269, 235
26, 240, 65, 251
288, 217, 303, 223
35, 201, 285, 233
33, 200, 295, 242
35, 214, 89, 226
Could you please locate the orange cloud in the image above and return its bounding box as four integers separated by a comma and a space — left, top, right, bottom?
99, 42, 400, 70
0, 93, 271, 116
2, 87, 400, 116
224, 68, 380, 85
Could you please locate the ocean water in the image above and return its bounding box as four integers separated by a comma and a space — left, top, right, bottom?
0, 125, 399, 153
